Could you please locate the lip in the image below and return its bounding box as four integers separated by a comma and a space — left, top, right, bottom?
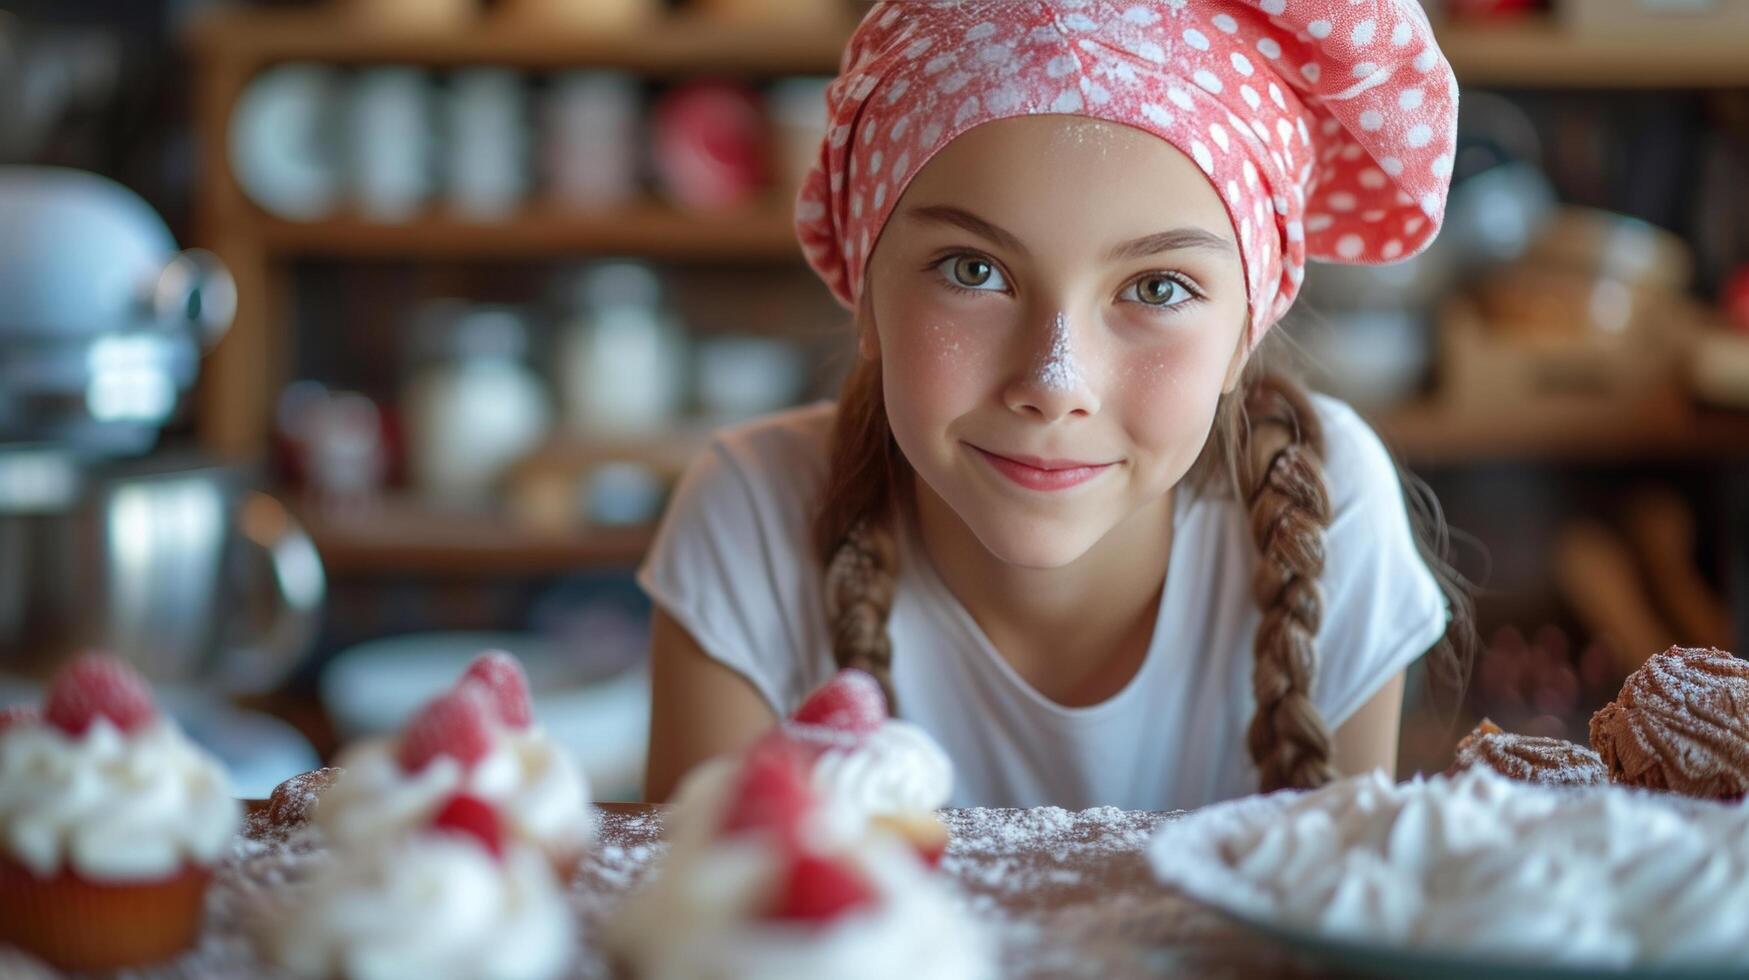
970, 445, 1115, 492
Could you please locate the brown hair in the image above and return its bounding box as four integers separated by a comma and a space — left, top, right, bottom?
812, 321, 1473, 794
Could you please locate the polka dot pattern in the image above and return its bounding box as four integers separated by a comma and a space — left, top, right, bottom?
796, 0, 1460, 341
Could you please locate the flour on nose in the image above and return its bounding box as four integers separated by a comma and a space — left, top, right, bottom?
1036, 311, 1085, 391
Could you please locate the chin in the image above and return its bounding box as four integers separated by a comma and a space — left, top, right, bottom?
957, 506, 1103, 570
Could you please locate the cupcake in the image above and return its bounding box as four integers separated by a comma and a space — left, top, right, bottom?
669, 670, 953, 865
0, 654, 241, 971
1590, 646, 1749, 800
611, 737, 992, 980
316, 651, 594, 874
1445, 719, 1608, 788
265, 792, 575, 980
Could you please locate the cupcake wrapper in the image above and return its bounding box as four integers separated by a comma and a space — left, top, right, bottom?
0, 855, 212, 972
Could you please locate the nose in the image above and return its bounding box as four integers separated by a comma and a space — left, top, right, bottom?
1003, 311, 1101, 422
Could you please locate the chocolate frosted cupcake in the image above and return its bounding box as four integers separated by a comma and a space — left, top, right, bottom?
1589, 646, 1749, 801
1446, 719, 1608, 788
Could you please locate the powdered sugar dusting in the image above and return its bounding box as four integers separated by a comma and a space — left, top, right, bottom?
7, 804, 1310, 979
937, 806, 1307, 976
1446, 726, 1607, 789
1591, 646, 1749, 799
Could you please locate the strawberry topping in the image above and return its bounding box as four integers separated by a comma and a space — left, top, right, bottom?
719, 735, 814, 841
763, 851, 879, 925
42, 654, 157, 737
396, 684, 496, 774
430, 794, 504, 860
788, 669, 886, 737
459, 651, 533, 729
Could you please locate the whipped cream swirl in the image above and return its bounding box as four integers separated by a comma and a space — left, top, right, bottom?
610, 832, 994, 980
267, 835, 574, 980
1151, 768, 1749, 967
0, 717, 240, 880
666, 720, 953, 857
809, 720, 953, 816
319, 726, 593, 855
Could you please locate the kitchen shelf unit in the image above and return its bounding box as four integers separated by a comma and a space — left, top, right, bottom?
187, 7, 851, 465
297, 496, 656, 576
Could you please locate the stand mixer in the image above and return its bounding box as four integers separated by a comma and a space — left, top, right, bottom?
0, 166, 324, 699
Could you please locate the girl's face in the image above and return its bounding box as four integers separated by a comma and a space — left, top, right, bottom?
864, 115, 1252, 569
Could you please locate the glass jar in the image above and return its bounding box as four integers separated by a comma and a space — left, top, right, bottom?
402, 302, 553, 508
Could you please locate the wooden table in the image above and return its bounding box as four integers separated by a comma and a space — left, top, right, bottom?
1, 803, 1327, 979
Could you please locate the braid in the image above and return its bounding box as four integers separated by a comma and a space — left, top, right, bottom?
815, 353, 906, 713
1238, 373, 1338, 792
824, 519, 900, 708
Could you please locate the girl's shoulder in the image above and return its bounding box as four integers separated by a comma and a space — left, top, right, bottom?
1305, 392, 1401, 503
683, 401, 838, 515
640, 404, 842, 714
702, 401, 837, 470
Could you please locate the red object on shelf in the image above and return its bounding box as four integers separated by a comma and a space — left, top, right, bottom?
1723, 264, 1749, 335
651, 81, 769, 213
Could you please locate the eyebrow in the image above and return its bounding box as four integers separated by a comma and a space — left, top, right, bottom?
904, 204, 1236, 263
906, 205, 1029, 256
1104, 227, 1237, 262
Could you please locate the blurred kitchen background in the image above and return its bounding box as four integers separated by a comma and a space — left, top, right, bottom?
1, 0, 1747, 799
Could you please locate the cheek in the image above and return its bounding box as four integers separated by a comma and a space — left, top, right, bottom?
880, 300, 1007, 434
1114, 336, 1233, 462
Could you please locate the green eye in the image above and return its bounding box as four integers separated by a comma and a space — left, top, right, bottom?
1123, 273, 1200, 310
953, 256, 994, 287
934, 254, 1007, 293
1136, 275, 1183, 305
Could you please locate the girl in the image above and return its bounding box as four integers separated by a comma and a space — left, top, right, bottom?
642, 0, 1469, 809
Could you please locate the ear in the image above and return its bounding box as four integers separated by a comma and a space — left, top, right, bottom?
1221, 313, 1255, 394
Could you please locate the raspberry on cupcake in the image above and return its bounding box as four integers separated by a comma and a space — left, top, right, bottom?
611, 738, 993, 979
316, 651, 594, 876
668, 669, 954, 866
0, 654, 241, 971
264, 791, 574, 980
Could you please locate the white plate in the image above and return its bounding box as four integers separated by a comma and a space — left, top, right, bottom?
320, 631, 649, 800
229, 64, 342, 221
1148, 784, 1749, 980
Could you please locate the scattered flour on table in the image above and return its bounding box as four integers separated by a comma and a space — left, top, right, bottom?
3, 805, 1298, 980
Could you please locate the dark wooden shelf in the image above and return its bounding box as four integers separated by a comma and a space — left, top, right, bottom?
1372, 397, 1749, 467
187, 8, 850, 74
1434, 18, 1749, 89
188, 8, 1749, 89
299, 496, 655, 575
257, 203, 804, 261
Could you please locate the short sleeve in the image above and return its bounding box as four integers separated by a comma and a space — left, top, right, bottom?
1308, 396, 1450, 729
635, 407, 837, 717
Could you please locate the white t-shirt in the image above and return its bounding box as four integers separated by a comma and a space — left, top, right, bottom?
637, 396, 1447, 811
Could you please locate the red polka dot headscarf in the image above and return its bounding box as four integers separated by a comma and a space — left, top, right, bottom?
795, 0, 1459, 343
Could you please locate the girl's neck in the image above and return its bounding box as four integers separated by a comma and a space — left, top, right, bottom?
909, 474, 1174, 702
